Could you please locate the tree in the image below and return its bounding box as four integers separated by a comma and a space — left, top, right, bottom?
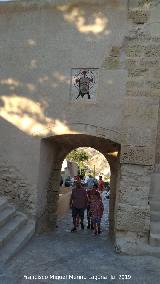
66, 149, 89, 164
66, 149, 89, 175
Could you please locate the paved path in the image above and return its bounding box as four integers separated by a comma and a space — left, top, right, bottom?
2, 192, 160, 284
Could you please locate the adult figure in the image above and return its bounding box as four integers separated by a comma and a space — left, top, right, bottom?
98, 176, 105, 192
87, 175, 95, 189
70, 179, 88, 232
84, 175, 89, 186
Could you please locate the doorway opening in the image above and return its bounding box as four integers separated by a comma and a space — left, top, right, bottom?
57, 147, 111, 233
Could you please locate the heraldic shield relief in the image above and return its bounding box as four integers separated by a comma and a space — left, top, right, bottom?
71, 68, 98, 102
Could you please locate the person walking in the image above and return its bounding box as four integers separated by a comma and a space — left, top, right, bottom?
98, 176, 105, 192
90, 191, 104, 235
87, 184, 98, 229
87, 175, 95, 189
70, 178, 88, 232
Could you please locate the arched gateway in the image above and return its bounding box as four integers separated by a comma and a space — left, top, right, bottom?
36, 132, 120, 234
34, 122, 152, 255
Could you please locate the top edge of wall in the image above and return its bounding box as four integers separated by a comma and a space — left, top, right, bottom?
0, 0, 127, 9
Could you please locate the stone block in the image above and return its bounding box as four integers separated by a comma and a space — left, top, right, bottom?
127, 58, 150, 75
128, 9, 150, 24
119, 164, 151, 206
152, 67, 160, 80
116, 203, 150, 232
120, 145, 155, 165
126, 44, 160, 58
151, 89, 160, 96
152, 37, 160, 43
119, 186, 149, 206
120, 163, 153, 179
126, 31, 151, 42
115, 230, 149, 255
127, 79, 145, 89
123, 96, 159, 128
96, 127, 122, 145
128, 66, 148, 77
128, 0, 151, 9
147, 80, 160, 90
127, 88, 151, 97
145, 45, 160, 57
126, 44, 145, 57
127, 58, 160, 69
123, 126, 157, 146
119, 181, 150, 206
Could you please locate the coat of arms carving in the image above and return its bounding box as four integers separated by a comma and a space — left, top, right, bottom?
71, 68, 98, 102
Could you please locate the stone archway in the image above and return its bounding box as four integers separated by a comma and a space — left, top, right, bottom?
36, 134, 120, 236
35, 130, 153, 254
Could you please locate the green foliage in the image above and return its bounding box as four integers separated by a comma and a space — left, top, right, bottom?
66, 149, 89, 165
80, 168, 85, 176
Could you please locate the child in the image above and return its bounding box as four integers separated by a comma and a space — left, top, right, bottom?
90, 191, 104, 235
87, 184, 98, 229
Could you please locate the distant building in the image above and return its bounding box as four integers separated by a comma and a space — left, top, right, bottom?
61, 159, 78, 181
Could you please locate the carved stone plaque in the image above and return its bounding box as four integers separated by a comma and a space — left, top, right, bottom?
71, 68, 98, 102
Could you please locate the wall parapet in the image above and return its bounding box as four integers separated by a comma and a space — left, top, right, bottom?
0, 0, 117, 12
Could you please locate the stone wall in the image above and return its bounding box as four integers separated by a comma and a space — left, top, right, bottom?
0, 0, 160, 252
0, 0, 128, 219
0, 157, 36, 215
113, 0, 160, 253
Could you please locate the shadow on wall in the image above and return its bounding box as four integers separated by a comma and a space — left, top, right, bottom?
0, 1, 117, 137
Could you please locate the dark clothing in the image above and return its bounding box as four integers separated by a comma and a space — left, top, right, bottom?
72, 207, 85, 219
70, 186, 87, 231
70, 187, 88, 209
87, 205, 92, 218
92, 217, 101, 225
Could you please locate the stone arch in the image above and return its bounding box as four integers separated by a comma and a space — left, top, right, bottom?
35, 123, 153, 254
36, 132, 120, 238
32, 122, 123, 146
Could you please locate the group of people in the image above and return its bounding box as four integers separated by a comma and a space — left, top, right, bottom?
69, 176, 105, 235
84, 175, 105, 191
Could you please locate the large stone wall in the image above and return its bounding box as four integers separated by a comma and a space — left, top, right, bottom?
113, 0, 160, 253
0, 0, 160, 252
0, 0, 128, 215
